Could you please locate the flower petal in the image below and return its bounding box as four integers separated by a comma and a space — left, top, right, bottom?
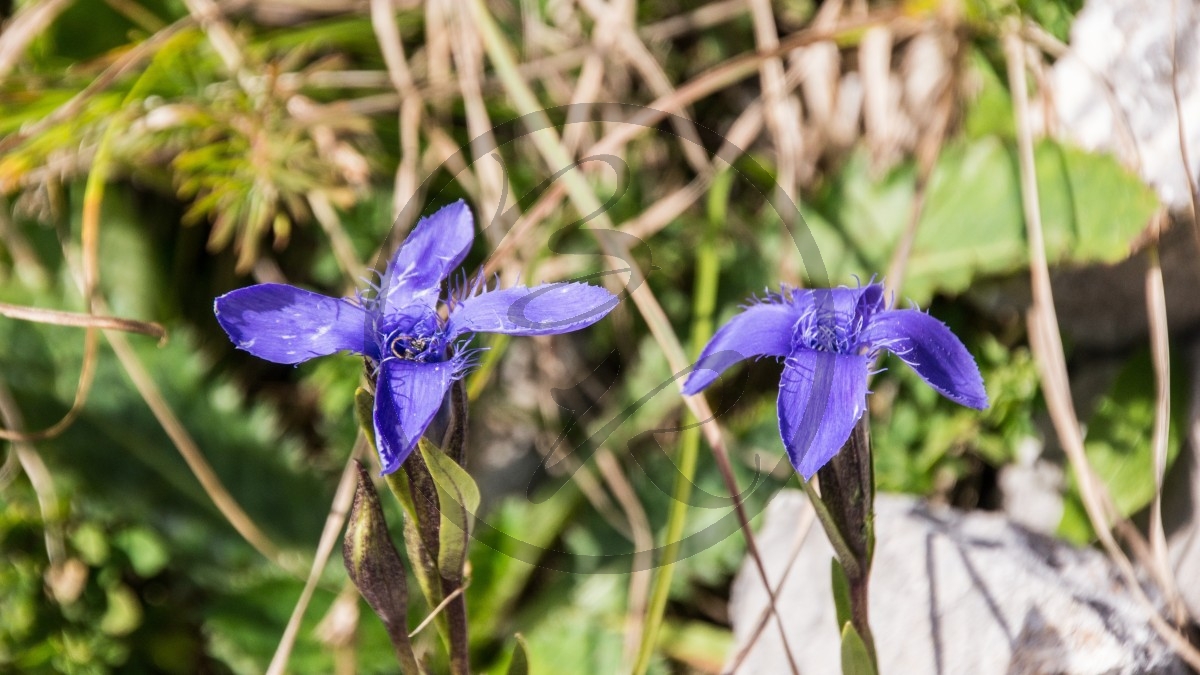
795, 283, 883, 319
373, 358, 455, 474
681, 301, 797, 395
851, 282, 885, 322
214, 283, 373, 364
446, 282, 617, 338
861, 309, 988, 409
380, 200, 475, 311
777, 350, 869, 479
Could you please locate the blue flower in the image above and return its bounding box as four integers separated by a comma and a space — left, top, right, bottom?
214, 200, 618, 474
682, 283, 987, 479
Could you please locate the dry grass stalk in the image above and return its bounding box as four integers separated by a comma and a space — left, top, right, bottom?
0, 381, 66, 568
1005, 26, 1200, 668
594, 447, 655, 671
370, 0, 425, 225
0, 0, 74, 79
267, 447, 362, 675
0, 302, 163, 340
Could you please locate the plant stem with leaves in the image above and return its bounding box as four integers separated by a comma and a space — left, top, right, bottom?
811, 417, 877, 672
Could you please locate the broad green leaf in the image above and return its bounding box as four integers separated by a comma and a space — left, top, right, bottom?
908, 139, 1158, 301
808, 137, 1158, 304
840, 622, 877, 675
963, 48, 1015, 139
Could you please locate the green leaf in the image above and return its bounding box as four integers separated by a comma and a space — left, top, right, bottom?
830, 558, 852, 631
908, 139, 1158, 301
521, 575, 657, 675
1059, 349, 1187, 543
354, 386, 377, 451
963, 48, 1015, 139
71, 523, 111, 566
840, 622, 877, 675
808, 137, 1159, 303
418, 438, 481, 581
506, 634, 530, 675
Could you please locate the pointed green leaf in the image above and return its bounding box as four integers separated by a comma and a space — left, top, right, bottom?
354, 387, 377, 450
506, 633, 530, 675
418, 438, 480, 581
840, 622, 877, 675
830, 558, 853, 631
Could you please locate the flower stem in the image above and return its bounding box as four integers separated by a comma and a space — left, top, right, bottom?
813, 416, 877, 668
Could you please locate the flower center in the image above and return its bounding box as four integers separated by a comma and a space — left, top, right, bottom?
382, 305, 446, 363
386, 331, 444, 360
792, 307, 860, 354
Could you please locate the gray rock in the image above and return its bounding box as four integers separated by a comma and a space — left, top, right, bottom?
1052, 0, 1200, 210
728, 491, 1185, 675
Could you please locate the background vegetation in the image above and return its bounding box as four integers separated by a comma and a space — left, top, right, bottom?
0, 0, 1192, 672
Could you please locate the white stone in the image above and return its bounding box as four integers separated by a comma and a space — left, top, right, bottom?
728, 491, 1185, 675
1051, 0, 1200, 210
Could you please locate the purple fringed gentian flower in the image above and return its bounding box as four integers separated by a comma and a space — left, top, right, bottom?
682, 282, 987, 479
214, 200, 617, 474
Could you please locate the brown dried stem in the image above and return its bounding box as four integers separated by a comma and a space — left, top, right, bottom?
1005, 26, 1200, 668
267, 445, 363, 675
